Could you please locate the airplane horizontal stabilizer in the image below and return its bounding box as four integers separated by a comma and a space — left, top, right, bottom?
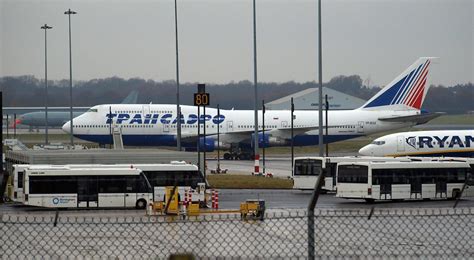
378, 112, 444, 125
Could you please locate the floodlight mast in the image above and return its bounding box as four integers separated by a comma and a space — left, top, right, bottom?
64, 9, 77, 147
41, 24, 52, 145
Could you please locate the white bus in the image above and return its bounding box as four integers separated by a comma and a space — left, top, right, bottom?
11, 164, 69, 202
293, 157, 327, 190
130, 162, 209, 206
336, 161, 473, 202
24, 167, 152, 208
12, 161, 208, 206
292, 156, 413, 191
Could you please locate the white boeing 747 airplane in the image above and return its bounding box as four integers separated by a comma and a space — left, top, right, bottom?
63, 57, 440, 159
359, 130, 474, 157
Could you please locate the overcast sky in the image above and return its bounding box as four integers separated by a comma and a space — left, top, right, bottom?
1, 0, 472, 86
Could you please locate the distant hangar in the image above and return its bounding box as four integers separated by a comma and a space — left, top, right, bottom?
265, 87, 366, 110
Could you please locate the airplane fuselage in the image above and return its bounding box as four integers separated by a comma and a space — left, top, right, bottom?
64, 104, 417, 147
359, 130, 474, 157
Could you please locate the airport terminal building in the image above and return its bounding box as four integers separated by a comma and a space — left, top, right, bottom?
265, 87, 366, 110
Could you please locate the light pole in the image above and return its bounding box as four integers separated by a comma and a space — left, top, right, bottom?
317, 0, 324, 157
252, 0, 260, 175
64, 8, 76, 147
291, 97, 294, 175
262, 100, 265, 175
309, 1, 324, 259
217, 104, 221, 173
174, 0, 182, 151
325, 94, 329, 157
41, 24, 52, 145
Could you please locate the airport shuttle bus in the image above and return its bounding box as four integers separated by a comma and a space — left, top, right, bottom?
133, 162, 208, 206
13, 161, 207, 205
336, 161, 473, 202
293, 157, 329, 191
24, 167, 152, 208
292, 156, 414, 191
11, 164, 69, 203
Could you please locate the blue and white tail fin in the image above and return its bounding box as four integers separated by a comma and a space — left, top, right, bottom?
359, 57, 436, 110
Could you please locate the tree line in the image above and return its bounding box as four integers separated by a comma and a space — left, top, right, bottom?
0, 75, 472, 114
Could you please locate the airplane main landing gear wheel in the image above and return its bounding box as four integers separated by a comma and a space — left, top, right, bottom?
223, 153, 232, 160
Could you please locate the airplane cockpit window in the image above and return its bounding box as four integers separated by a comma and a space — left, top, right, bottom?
87, 108, 98, 113
371, 141, 386, 145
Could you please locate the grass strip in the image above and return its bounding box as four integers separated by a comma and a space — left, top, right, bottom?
207, 174, 293, 189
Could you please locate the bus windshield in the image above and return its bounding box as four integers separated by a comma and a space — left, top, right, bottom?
294, 159, 323, 176
337, 165, 368, 183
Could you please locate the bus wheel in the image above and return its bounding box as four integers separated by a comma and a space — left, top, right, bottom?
223, 153, 231, 160
365, 199, 375, 203
136, 199, 147, 209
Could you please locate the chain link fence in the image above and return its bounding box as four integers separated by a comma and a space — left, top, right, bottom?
1, 207, 473, 259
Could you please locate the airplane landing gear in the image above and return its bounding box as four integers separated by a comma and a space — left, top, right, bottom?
223, 144, 254, 160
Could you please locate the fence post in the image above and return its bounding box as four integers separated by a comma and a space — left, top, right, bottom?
53, 210, 59, 227
307, 166, 326, 260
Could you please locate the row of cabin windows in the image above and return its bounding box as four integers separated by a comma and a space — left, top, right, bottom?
114, 111, 172, 114
235, 125, 357, 129
238, 125, 277, 129
175, 125, 223, 128
73, 124, 223, 128
73, 124, 359, 130
334, 125, 356, 129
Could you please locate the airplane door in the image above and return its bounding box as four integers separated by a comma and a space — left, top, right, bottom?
357, 121, 364, 133
142, 105, 150, 117
281, 121, 288, 128
163, 124, 170, 133
397, 135, 405, 152
227, 121, 233, 132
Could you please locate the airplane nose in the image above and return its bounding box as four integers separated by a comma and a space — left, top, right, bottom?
62, 121, 71, 133
358, 145, 373, 156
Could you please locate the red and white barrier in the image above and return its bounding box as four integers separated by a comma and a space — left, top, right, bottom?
184, 189, 189, 208
254, 154, 260, 175
188, 190, 193, 205
211, 189, 219, 210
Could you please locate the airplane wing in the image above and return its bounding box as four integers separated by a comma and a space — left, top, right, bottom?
181, 132, 250, 143
181, 126, 319, 143
378, 112, 444, 125
267, 126, 319, 139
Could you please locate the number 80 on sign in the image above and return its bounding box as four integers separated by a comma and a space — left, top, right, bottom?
194, 93, 210, 106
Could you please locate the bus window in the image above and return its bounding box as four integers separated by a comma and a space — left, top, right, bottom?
392, 169, 409, 184
467, 169, 474, 185
294, 159, 322, 176
30, 176, 77, 194
17, 171, 24, 189
99, 176, 125, 193
338, 165, 368, 183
